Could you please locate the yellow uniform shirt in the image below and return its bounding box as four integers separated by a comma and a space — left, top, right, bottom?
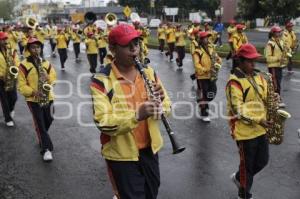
226, 69, 267, 141
227, 26, 237, 42
90, 64, 171, 161
97, 32, 108, 49
0, 48, 20, 80
7, 31, 18, 50
232, 32, 248, 53
165, 27, 176, 43
264, 38, 291, 68
18, 57, 57, 102
175, 31, 186, 47
283, 30, 298, 50
192, 45, 222, 79
71, 31, 81, 43
55, 33, 68, 49
157, 27, 166, 40
85, 38, 98, 54
35, 29, 47, 43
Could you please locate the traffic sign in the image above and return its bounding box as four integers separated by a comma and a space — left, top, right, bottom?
123, 6, 132, 17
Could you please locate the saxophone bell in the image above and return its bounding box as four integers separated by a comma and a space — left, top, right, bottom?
42, 83, 53, 92
9, 66, 19, 79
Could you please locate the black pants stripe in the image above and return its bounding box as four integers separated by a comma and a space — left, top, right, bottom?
18, 42, 24, 55
0, 80, 17, 122
27, 101, 54, 154
176, 46, 185, 65
196, 79, 217, 116
58, 48, 68, 69
165, 42, 175, 60
158, 39, 165, 52
73, 43, 80, 59
268, 67, 282, 95
99, 48, 107, 65
235, 135, 269, 199
107, 147, 160, 199
49, 39, 56, 53
87, 54, 98, 73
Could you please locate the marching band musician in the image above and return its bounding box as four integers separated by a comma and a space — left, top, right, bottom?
71, 26, 82, 62
85, 32, 98, 73
133, 21, 150, 64
232, 24, 248, 72
48, 24, 57, 58
226, 19, 237, 60
90, 24, 171, 199
264, 26, 291, 108
0, 32, 20, 127
204, 22, 218, 45
55, 27, 68, 70
283, 21, 298, 74
189, 29, 200, 82
192, 31, 222, 122
17, 26, 26, 59
96, 27, 108, 68
157, 23, 166, 53
35, 25, 47, 57
226, 43, 270, 199
18, 38, 57, 162
4, 25, 19, 51
84, 23, 97, 37
165, 22, 176, 61
175, 24, 186, 68
22, 27, 35, 58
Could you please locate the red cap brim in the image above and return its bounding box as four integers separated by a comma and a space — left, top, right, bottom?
243, 52, 261, 59
114, 32, 141, 46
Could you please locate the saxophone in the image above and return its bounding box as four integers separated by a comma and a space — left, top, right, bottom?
35, 57, 52, 107
262, 72, 291, 145
3, 45, 19, 91
210, 45, 221, 82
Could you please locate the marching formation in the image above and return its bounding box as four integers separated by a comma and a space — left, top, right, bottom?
0, 10, 298, 199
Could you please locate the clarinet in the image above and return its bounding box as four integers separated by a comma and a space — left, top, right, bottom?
134, 57, 185, 154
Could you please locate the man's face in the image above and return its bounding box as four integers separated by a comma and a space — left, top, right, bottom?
287, 26, 293, 31
28, 43, 41, 57
241, 58, 255, 74
111, 38, 140, 66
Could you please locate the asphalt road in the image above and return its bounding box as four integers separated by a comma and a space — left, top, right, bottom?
0, 42, 300, 199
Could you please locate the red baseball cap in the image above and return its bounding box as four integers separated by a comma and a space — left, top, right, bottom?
285, 21, 294, 27
27, 37, 42, 47
236, 24, 245, 30
229, 19, 236, 25
270, 26, 282, 33
87, 32, 94, 36
198, 31, 211, 39
0, 32, 8, 40
108, 24, 141, 46
236, 43, 261, 59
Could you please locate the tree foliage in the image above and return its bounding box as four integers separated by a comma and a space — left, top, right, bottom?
117, 0, 220, 19
0, 0, 16, 20
238, 0, 300, 22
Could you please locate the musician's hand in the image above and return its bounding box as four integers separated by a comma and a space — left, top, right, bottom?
32, 91, 42, 98
259, 120, 273, 129
136, 100, 162, 121
152, 82, 165, 102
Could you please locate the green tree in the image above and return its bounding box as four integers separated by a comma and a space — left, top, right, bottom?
0, 0, 16, 20
238, 0, 300, 23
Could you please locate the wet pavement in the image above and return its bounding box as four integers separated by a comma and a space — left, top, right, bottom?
0, 43, 300, 199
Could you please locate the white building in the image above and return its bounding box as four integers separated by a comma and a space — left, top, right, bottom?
81, 0, 106, 7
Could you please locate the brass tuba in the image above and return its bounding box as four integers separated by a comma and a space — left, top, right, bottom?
26, 17, 38, 29
105, 13, 117, 26
85, 12, 97, 24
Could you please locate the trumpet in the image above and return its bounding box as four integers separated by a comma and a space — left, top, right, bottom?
134, 57, 185, 154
